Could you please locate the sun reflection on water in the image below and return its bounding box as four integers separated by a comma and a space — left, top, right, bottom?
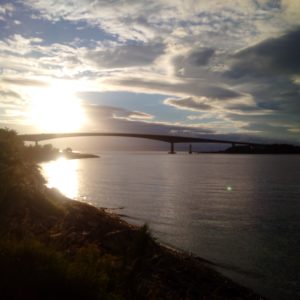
41, 158, 79, 199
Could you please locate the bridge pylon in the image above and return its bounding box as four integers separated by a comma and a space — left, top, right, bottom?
169, 142, 176, 154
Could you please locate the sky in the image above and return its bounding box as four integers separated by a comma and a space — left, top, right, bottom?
1, 0, 300, 146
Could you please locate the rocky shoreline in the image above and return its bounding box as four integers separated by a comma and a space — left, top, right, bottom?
1, 185, 265, 299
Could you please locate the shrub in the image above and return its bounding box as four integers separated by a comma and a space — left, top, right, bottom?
0, 239, 124, 300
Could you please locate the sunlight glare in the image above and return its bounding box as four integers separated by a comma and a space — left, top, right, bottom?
41, 157, 79, 199
29, 83, 85, 132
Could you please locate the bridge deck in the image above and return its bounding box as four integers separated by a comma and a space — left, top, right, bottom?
19, 132, 261, 146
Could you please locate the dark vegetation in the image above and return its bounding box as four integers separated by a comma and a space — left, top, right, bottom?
24, 143, 60, 162
224, 144, 300, 154
0, 128, 264, 299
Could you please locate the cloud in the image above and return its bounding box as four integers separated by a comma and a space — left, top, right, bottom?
86, 43, 165, 69
164, 95, 273, 117
164, 97, 213, 112
2, 1, 300, 143
23, 0, 163, 42
0, 3, 15, 16
0, 89, 22, 103
22, 0, 288, 45
169, 47, 217, 78
112, 109, 154, 121
2, 77, 49, 87
282, 0, 300, 25
104, 76, 242, 100
0, 87, 28, 126
80, 103, 220, 137
211, 27, 300, 141
288, 127, 300, 133
83, 104, 153, 121
187, 48, 215, 66
226, 28, 300, 78
0, 34, 90, 78
123, 111, 154, 120
0, 34, 43, 55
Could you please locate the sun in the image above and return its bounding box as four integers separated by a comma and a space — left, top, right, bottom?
28, 83, 85, 132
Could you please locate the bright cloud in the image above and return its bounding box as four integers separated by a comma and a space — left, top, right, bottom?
0, 0, 300, 143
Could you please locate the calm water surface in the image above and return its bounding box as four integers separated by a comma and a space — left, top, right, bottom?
41, 153, 300, 300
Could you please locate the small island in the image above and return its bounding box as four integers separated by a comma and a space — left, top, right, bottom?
24, 143, 99, 162
0, 128, 265, 300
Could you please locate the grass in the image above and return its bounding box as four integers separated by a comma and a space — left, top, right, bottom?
0, 239, 124, 300
131, 223, 154, 257
0, 225, 158, 300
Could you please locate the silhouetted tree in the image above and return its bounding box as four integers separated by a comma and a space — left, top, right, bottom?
0, 128, 46, 206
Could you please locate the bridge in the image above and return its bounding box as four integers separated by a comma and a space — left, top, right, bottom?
19, 132, 263, 154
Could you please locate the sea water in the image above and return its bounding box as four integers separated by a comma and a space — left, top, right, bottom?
41, 152, 300, 300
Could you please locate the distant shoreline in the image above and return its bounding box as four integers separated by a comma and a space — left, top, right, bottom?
197, 151, 300, 154
197, 144, 300, 155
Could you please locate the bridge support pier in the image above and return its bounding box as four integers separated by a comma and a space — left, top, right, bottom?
35, 140, 38, 146
189, 144, 192, 154
169, 142, 176, 154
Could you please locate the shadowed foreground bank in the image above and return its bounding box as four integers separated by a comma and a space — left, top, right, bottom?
0, 129, 264, 299
0, 190, 264, 300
